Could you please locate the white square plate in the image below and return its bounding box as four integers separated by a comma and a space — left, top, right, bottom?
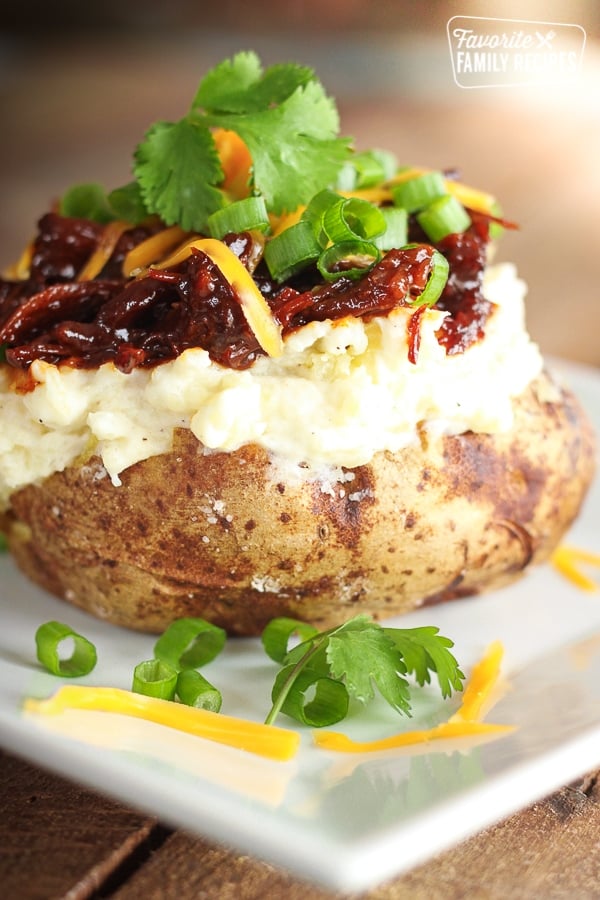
0, 360, 598, 892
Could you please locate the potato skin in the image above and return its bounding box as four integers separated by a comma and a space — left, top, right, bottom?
5, 370, 596, 634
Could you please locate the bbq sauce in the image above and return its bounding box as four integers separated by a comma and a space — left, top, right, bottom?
0, 211, 493, 373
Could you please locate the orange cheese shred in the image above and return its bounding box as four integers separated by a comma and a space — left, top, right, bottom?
449, 640, 505, 723
551, 545, 600, 592
313, 720, 514, 754
122, 225, 189, 277
3, 240, 34, 280
77, 220, 130, 282
152, 237, 284, 358
23, 685, 300, 762
213, 128, 253, 200
313, 641, 513, 754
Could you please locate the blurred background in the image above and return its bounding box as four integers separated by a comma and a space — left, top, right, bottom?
1, 0, 598, 364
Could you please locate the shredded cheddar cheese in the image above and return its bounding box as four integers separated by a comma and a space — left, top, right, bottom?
449, 640, 505, 723
152, 237, 284, 357
3, 240, 34, 280
213, 128, 253, 200
269, 207, 305, 236
551, 545, 600, 592
313, 641, 514, 754
23, 685, 300, 762
313, 720, 514, 753
77, 221, 130, 281
122, 225, 189, 277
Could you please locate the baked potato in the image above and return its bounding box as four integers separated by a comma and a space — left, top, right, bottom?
0, 52, 596, 634
4, 369, 594, 635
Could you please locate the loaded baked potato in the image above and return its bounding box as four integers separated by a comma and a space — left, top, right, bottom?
0, 53, 595, 634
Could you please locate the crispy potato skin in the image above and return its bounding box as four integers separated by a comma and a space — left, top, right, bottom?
6, 371, 596, 634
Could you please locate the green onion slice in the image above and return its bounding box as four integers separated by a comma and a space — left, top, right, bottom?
335, 149, 398, 190
412, 248, 450, 308
354, 149, 398, 187
372, 207, 408, 251
269, 665, 349, 727
391, 171, 447, 213
317, 239, 381, 282
154, 617, 226, 671
334, 162, 357, 192
132, 659, 178, 700
301, 188, 342, 245
416, 194, 472, 243
176, 669, 222, 712
322, 197, 385, 244
264, 220, 322, 282
207, 195, 270, 239
261, 616, 320, 664
35, 621, 98, 678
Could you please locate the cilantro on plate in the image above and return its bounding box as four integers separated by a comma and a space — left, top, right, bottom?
262, 614, 465, 727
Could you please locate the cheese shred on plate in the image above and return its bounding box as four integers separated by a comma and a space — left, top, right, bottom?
23, 685, 300, 762
313, 641, 514, 753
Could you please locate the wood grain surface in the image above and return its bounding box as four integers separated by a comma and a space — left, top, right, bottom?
1, 749, 599, 899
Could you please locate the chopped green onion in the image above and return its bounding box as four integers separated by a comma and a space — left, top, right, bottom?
317, 239, 381, 282
269, 665, 349, 727
372, 207, 408, 251
411, 248, 450, 307
35, 621, 97, 678
391, 171, 447, 213
176, 669, 222, 712
261, 617, 320, 664
132, 659, 178, 700
264, 220, 322, 282
353, 149, 398, 187
322, 197, 385, 244
207, 195, 270, 239
335, 149, 398, 190
417, 194, 472, 243
301, 188, 342, 245
334, 162, 358, 192
153, 617, 226, 671
488, 200, 505, 241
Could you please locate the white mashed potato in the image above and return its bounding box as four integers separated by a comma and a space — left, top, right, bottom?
0, 262, 542, 509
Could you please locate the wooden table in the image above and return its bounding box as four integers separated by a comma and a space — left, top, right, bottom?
1, 749, 599, 898
1, 33, 599, 899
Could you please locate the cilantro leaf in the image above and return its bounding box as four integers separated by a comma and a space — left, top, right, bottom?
263, 613, 464, 727
59, 183, 116, 223
192, 51, 314, 114
60, 52, 354, 231
327, 618, 412, 715
208, 80, 351, 214
385, 626, 465, 699
191, 50, 263, 113
107, 181, 149, 225
134, 119, 225, 231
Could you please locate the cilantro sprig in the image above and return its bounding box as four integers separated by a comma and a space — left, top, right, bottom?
61, 51, 352, 233
262, 614, 465, 727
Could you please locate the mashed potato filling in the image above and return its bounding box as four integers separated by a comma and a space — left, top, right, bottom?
0, 263, 542, 509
